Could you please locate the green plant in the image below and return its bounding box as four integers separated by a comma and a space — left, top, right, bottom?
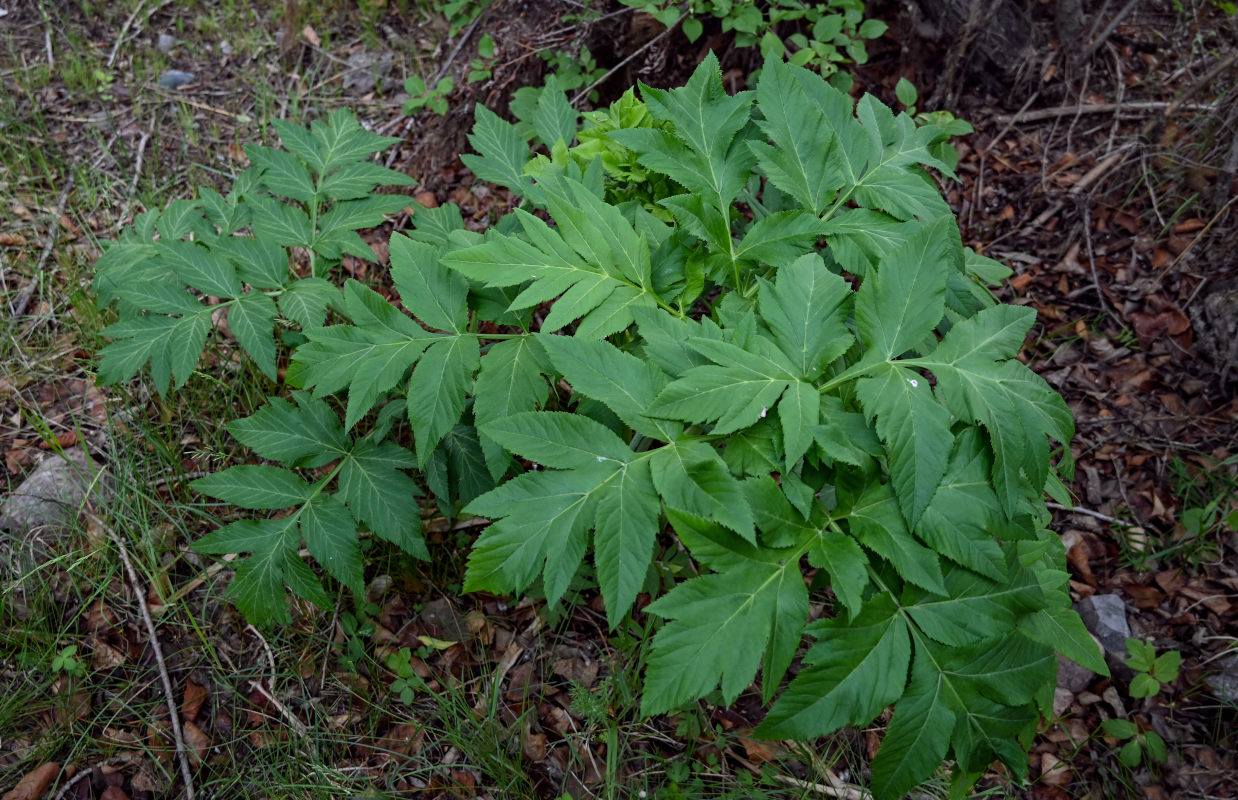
50, 644, 87, 679
93, 109, 415, 394
385, 645, 428, 704
1170, 453, 1237, 554
619, 0, 886, 81
1125, 638, 1181, 698
94, 55, 1101, 799
1099, 718, 1168, 767
403, 74, 456, 115
467, 33, 496, 84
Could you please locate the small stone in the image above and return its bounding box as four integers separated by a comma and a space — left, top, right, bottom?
1056, 654, 1096, 693
157, 33, 175, 53
219, 40, 233, 56
1204, 652, 1238, 703
1075, 594, 1130, 657
158, 70, 196, 90
342, 50, 394, 93
0, 448, 111, 536
419, 598, 470, 643
0, 448, 113, 578
1052, 687, 1074, 717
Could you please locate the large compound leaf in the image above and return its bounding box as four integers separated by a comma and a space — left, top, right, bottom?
389, 233, 469, 333
642, 530, 808, 714
465, 462, 618, 603
748, 56, 843, 214
869, 648, 956, 800
758, 594, 910, 739
472, 336, 552, 479
756, 253, 854, 379
856, 366, 954, 530
227, 392, 349, 469
855, 219, 951, 363
461, 104, 532, 196
406, 335, 481, 463
650, 440, 754, 541
538, 334, 680, 442
338, 438, 427, 558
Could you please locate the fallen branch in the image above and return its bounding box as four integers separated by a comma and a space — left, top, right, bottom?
87, 511, 196, 800
1078, 0, 1139, 63
993, 100, 1216, 125
3, 175, 74, 346
1047, 501, 1138, 527
245, 624, 309, 738
570, 9, 688, 107
1019, 146, 1134, 234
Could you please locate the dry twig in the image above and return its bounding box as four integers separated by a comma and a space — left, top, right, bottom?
570, 10, 689, 108
87, 511, 197, 800
993, 101, 1217, 125
1078, 0, 1139, 63
2, 175, 75, 347
245, 624, 310, 738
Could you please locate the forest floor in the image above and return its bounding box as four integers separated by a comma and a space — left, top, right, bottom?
1, 1, 1236, 799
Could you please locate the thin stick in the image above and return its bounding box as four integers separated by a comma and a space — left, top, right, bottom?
1079, 0, 1139, 63
52, 753, 144, 800
88, 511, 196, 800
1080, 202, 1121, 328
1153, 194, 1238, 283
106, 0, 147, 68
1019, 146, 1132, 234
570, 9, 688, 107
2, 175, 74, 346
245, 624, 309, 738
993, 101, 1216, 125
153, 90, 253, 122
380, 10, 488, 163
1047, 501, 1136, 527
771, 773, 869, 800
472, 613, 544, 716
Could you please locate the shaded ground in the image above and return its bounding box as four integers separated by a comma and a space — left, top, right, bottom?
1, 1, 1236, 798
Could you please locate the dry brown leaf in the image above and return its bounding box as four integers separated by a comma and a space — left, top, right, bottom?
182, 720, 211, 766
739, 735, 784, 764
1, 762, 60, 800
0, 233, 29, 247
91, 636, 127, 670
99, 786, 130, 800
50, 676, 90, 725
301, 24, 321, 46
1040, 751, 1071, 786
522, 731, 548, 761
182, 681, 208, 722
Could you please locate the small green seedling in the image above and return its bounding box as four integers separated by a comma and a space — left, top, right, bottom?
386, 646, 428, 704
51, 645, 87, 678
467, 33, 495, 84
1100, 718, 1167, 767
403, 75, 455, 115
1125, 637, 1181, 698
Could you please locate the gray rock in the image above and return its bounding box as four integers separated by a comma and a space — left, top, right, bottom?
342, 50, 393, 93
0, 448, 112, 576
219, 40, 233, 56
1076, 593, 1138, 681
419, 598, 470, 643
1075, 594, 1130, 657
1204, 652, 1238, 704
157, 33, 175, 53
1057, 653, 1096, 693
158, 70, 195, 90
